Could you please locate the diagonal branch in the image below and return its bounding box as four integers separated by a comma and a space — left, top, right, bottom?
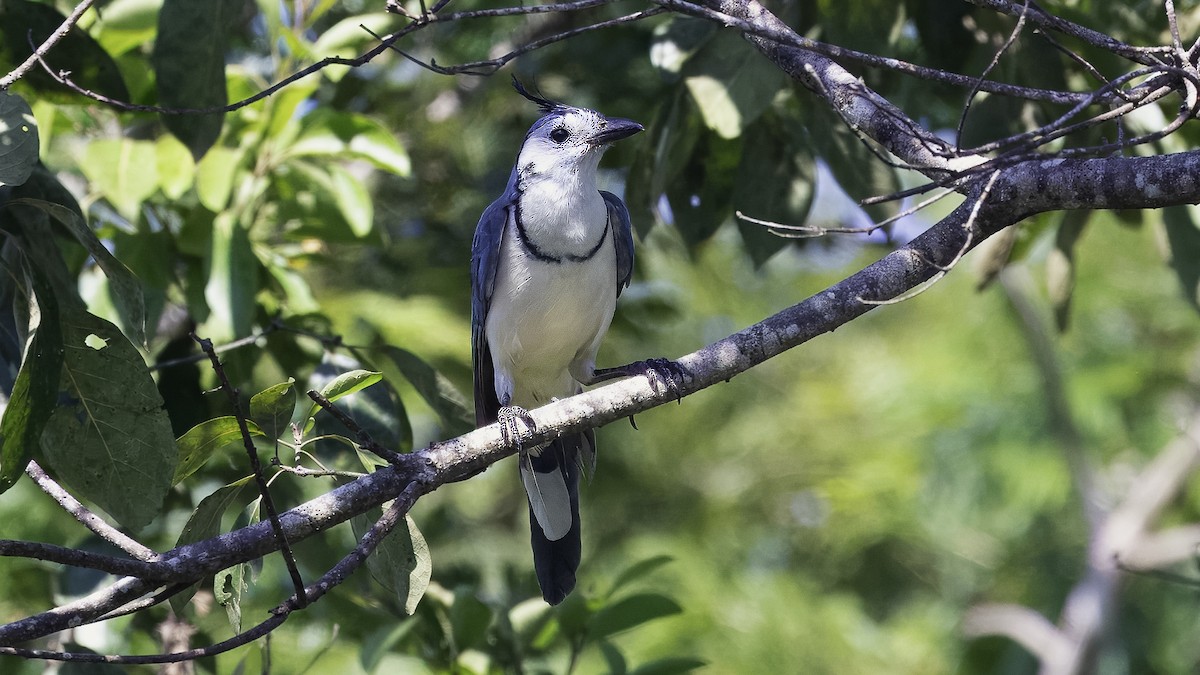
7, 146, 1200, 646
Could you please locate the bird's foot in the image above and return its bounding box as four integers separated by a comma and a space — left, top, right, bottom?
497, 405, 536, 451
592, 358, 691, 403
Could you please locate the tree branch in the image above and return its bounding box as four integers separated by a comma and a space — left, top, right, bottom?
0, 0, 96, 90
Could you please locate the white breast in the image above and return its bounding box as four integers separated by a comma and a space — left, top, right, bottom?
486, 214, 617, 409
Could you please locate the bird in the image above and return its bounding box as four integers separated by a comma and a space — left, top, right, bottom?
470, 79, 647, 604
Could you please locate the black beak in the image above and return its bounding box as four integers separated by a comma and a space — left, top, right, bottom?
589, 117, 644, 145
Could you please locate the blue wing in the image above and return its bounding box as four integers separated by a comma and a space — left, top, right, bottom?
601, 190, 635, 297
471, 172, 519, 428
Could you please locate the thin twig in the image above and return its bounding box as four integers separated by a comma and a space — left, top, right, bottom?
388, 7, 666, 76
858, 170, 1000, 305
0, 485, 421, 664
0, 0, 97, 89
193, 335, 308, 607
956, 0, 1031, 149
306, 390, 407, 465
25, 461, 158, 561
657, 0, 1096, 105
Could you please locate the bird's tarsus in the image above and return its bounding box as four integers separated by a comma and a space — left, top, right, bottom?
592, 358, 690, 403
498, 405, 536, 450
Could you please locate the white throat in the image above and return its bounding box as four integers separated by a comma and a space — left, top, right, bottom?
516, 152, 608, 259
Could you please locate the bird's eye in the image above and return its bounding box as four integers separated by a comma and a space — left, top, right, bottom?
549, 127, 570, 143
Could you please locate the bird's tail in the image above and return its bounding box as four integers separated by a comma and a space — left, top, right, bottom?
522, 431, 593, 605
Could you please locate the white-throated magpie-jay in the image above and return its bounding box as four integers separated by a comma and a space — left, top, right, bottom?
470, 80, 650, 604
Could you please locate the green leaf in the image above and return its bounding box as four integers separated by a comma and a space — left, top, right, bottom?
600, 641, 628, 675
79, 139, 159, 218
732, 114, 816, 266
350, 510, 432, 615
1048, 210, 1089, 331
10, 198, 147, 346
195, 146, 242, 212
606, 555, 674, 600
382, 347, 473, 436
285, 109, 411, 176
311, 13, 397, 82
250, 379, 297, 442
154, 0, 239, 159
0, 261, 63, 493
173, 416, 265, 485
360, 620, 419, 673
156, 134, 196, 200
1163, 205, 1200, 313
39, 309, 178, 531
650, 17, 718, 81
801, 100, 900, 223
0, 91, 38, 187
0, 0, 130, 102
215, 558, 247, 632
586, 593, 682, 640
624, 89, 702, 236
170, 476, 253, 613
449, 588, 493, 650
328, 163, 374, 237
682, 30, 787, 140
91, 0, 163, 57
628, 657, 707, 675
201, 212, 259, 343
304, 368, 384, 432
666, 132, 740, 247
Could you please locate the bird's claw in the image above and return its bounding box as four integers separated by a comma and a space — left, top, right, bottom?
638, 357, 690, 403
497, 405, 536, 451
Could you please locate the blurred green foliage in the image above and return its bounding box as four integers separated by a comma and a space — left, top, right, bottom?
2, 0, 1200, 673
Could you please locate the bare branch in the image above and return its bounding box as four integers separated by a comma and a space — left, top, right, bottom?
963, 604, 1074, 669
194, 335, 307, 606
25, 461, 157, 562
0, 540, 168, 580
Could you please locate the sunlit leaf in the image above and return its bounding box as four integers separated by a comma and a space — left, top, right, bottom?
285, 110, 411, 176
195, 146, 242, 212
155, 134, 196, 200
250, 379, 297, 443
201, 212, 259, 343
91, 0, 163, 57
682, 30, 786, 140
173, 416, 265, 486
304, 367, 384, 432
311, 13, 397, 82
329, 163, 374, 237
649, 17, 717, 81
79, 138, 158, 217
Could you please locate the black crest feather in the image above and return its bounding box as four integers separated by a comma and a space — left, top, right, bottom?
511, 76, 561, 114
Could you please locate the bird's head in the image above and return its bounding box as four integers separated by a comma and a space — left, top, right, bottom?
512, 78, 643, 180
